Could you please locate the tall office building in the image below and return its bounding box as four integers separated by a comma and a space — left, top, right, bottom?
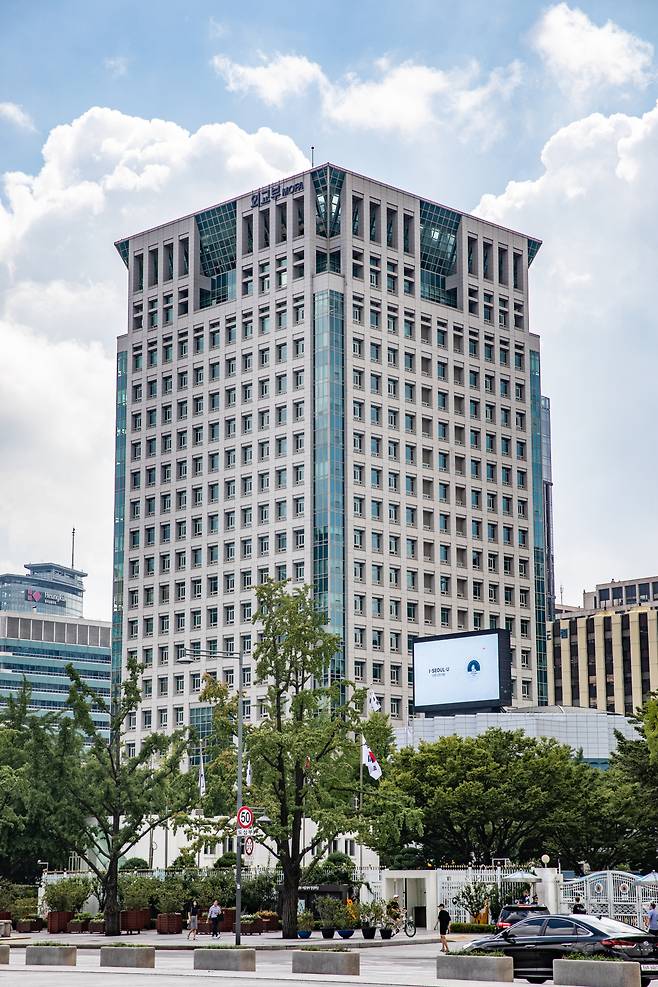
0, 561, 111, 734
113, 164, 548, 752
0, 561, 86, 617
540, 396, 556, 622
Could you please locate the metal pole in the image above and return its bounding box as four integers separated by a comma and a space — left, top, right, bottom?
235, 650, 243, 946
358, 733, 364, 875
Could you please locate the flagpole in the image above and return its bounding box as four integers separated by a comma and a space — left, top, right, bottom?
359, 733, 364, 875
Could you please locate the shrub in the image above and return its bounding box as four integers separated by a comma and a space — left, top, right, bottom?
316, 896, 344, 929
44, 877, 91, 912
12, 896, 39, 920
450, 922, 496, 933
297, 910, 315, 932
241, 870, 277, 914
0, 878, 15, 912
213, 852, 237, 870
119, 875, 155, 910
119, 857, 149, 872
451, 881, 493, 922
305, 852, 355, 887
155, 878, 186, 915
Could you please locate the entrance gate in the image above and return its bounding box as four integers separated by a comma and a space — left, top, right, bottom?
560, 870, 657, 926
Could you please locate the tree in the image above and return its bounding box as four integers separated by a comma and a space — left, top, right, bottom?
35, 659, 195, 934
189, 581, 419, 937
388, 729, 604, 866
0, 687, 69, 879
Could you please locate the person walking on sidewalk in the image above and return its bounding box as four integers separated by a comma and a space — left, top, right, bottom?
208, 900, 222, 939
187, 899, 199, 940
438, 903, 451, 953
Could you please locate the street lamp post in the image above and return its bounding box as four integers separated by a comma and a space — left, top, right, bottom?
181, 647, 244, 945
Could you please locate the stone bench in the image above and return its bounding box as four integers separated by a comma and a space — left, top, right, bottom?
26, 945, 76, 966
100, 945, 155, 968
436, 954, 514, 982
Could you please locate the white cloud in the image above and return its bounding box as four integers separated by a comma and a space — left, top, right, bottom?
104, 56, 130, 78
212, 52, 326, 107
0, 101, 35, 131
208, 17, 228, 40
212, 52, 523, 143
0, 107, 308, 618
532, 3, 654, 97
476, 101, 658, 600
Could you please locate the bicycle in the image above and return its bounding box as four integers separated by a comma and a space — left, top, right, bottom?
390, 907, 416, 938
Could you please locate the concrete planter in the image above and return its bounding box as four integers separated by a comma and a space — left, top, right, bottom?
436, 954, 514, 982
26, 945, 77, 966
292, 950, 360, 977
100, 946, 155, 968
0, 945, 9, 964
0, 920, 11, 938
554, 958, 641, 987
194, 948, 257, 971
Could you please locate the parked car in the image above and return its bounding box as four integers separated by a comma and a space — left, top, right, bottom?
464, 913, 658, 985
496, 903, 550, 928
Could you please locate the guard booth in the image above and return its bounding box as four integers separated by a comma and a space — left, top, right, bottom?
382, 870, 433, 929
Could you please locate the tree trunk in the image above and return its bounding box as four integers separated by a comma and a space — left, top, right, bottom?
104, 856, 120, 936
280, 867, 300, 939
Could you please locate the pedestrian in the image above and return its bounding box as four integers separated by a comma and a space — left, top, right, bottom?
438, 902, 451, 953
572, 895, 587, 914
208, 899, 222, 939
187, 899, 199, 940
645, 901, 658, 937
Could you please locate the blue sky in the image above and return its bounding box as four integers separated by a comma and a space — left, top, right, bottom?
1, 0, 658, 617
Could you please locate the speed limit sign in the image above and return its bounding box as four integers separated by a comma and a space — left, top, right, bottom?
245, 836, 255, 856
237, 805, 253, 829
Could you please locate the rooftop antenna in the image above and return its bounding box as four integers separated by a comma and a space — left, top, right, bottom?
71, 527, 76, 569
311, 145, 315, 167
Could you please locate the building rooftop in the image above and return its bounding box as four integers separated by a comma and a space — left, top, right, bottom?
114, 160, 542, 260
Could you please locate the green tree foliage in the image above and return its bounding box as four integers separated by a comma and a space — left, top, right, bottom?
33, 659, 195, 934
388, 729, 606, 866
0, 688, 70, 879
189, 581, 419, 937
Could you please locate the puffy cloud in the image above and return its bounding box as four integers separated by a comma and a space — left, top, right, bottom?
0, 107, 309, 617
212, 51, 523, 143
0, 101, 35, 131
212, 52, 326, 107
532, 3, 654, 97
476, 101, 658, 599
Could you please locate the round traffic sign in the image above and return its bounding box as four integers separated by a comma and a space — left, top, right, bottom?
245, 836, 255, 856
238, 805, 253, 828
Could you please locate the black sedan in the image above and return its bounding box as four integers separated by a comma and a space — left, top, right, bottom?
464, 913, 658, 985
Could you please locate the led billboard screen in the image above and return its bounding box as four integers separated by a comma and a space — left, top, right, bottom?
412, 629, 512, 714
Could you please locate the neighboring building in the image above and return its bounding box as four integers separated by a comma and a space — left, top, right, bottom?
0, 561, 86, 617
547, 603, 658, 717
540, 396, 555, 621
0, 610, 112, 735
583, 576, 658, 612
112, 162, 549, 755
394, 705, 637, 769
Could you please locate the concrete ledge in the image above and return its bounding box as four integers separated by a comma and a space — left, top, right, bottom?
437, 954, 514, 982
194, 947, 256, 971
292, 949, 360, 976
554, 958, 641, 986
25, 945, 77, 966
100, 945, 155, 968
0, 945, 9, 964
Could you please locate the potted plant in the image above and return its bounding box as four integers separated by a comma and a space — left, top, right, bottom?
0, 879, 14, 920
89, 914, 105, 934
317, 896, 343, 940
236, 913, 258, 934
337, 899, 359, 939
45, 877, 91, 933
67, 911, 92, 933
119, 876, 150, 933
297, 910, 315, 939
155, 882, 184, 935
359, 901, 378, 940
380, 899, 397, 940
258, 909, 280, 932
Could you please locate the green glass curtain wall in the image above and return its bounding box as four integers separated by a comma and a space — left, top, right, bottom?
313, 290, 346, 687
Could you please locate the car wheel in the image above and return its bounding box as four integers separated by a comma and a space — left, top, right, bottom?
525, 980, 547, 984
